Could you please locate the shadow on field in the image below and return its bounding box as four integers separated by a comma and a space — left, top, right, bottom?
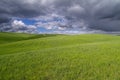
27, 34, 58, 40
0, 32, 60, 44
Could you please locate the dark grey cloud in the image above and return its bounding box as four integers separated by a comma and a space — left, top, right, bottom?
0, 17, 11, 24
52, 0, 120, 32
0, 0, 120, 33
0, 0, 51, 18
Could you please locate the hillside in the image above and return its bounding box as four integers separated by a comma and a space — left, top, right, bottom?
0, 32, 120, 80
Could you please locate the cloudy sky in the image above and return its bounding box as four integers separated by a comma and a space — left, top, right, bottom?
0, 0, 120, 34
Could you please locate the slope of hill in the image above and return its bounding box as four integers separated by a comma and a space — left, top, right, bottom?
0, 32, 57, 44
0, 32, 120, 80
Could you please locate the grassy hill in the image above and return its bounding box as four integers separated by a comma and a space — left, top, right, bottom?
0, 32, 120, 80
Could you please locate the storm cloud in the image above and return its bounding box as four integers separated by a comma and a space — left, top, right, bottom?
0, 0, 120, 33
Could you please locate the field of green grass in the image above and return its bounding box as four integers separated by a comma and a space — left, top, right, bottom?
0, 32, 120, 80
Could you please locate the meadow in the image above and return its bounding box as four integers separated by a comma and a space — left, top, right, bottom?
0, 32, 120, 80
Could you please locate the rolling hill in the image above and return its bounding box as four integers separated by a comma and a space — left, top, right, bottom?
0, 32, 120, 80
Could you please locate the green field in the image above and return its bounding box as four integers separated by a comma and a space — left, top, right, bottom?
0, 32, 120, 80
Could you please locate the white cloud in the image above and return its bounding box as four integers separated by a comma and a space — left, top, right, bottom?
35, 13, 68, 30
28, 25, 37, 29
68, 5, 85, 13
41, 0, 55, 5
36, 21, 58, 30
58, 27, 66, 30
12, 20, 37, 29
0, 20, 38, 33
12, 20, 25, 27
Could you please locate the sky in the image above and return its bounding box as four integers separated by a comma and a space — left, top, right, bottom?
0, 0, 120, 34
